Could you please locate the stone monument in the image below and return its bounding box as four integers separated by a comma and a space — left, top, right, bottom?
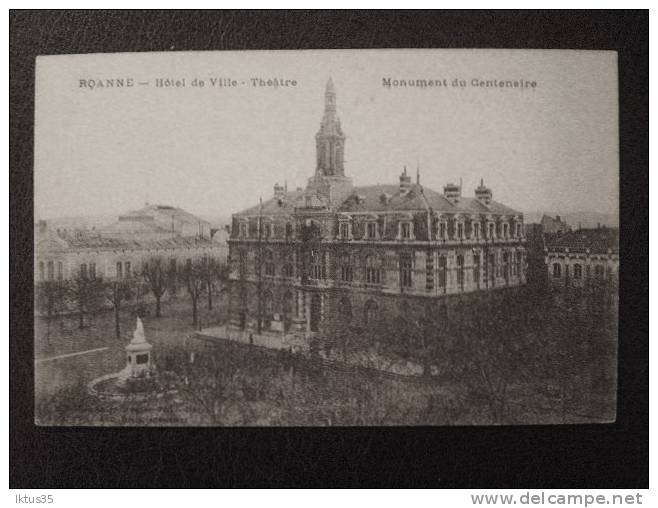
116, 317, 155, 391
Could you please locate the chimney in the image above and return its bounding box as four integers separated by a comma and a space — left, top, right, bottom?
556, 215, 561, 223
399, 166, 412, 194
273, 182, 286, 199
475, 179, 492, 205
444, 182, 461, 203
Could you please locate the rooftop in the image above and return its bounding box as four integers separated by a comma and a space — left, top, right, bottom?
61, 235, 217, 251
235, 183, 521, 217
546, 227, 619, 253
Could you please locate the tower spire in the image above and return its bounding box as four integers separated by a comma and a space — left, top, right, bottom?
316, 77, 345, 177
325, 77, 336, 111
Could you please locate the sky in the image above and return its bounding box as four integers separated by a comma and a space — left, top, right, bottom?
34, 49, 619, 221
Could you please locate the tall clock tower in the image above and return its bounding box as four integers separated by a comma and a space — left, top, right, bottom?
305, 78, 353, 209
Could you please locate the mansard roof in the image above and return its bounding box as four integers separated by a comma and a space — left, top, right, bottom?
454, 197, 521, 216
338, 184, 435, 212
236, 183, 521, 217
125, 204, 211, 226
236, 190, 305, 216
50, 235, 217, 252
337, 184, 521, 216
545, 227, 619, 254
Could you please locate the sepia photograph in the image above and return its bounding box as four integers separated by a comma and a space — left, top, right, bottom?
32, 49, 620, 427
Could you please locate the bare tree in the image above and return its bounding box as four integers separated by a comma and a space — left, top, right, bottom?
199, 257, 229, 311
105, 279, 135, 339
177, 345, 256, 425
35, 280, 67, 344
68, 274, 104, 329
179, 260, 206, 329
141, 257, 170, 317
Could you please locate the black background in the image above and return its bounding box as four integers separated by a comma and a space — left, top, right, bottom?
10, 10, 648, 488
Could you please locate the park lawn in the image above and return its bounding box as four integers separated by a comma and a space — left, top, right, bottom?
34, 293, 229, 399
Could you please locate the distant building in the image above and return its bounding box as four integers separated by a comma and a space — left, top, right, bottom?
226, 79, 527, 348
34, 206, 228, 283
540, 214, 571, 235
101, 204, 213, 240
545, 227, 618, 289
540, 214, 571, 234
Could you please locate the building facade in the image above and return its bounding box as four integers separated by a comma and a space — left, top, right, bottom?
34, 206, 228, 283
100, 204, 214, 240
545, 227, 619, 290
227, 79, 527, 349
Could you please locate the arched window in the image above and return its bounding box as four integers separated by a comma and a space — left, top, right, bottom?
264, 250, 275, 277
310, 249, 326, 280
488, 222, 496, 239
364, 300, 378, 324
573, 263, 583, 279
553, 263, 562, 278
282, 262, 294, 278
366, 221, 378, 239
264, 290, 274, 315
338, 296, 352, 320
502, 252, 509, 281
473, 221, 481, 240
515, 251, 522, 275
594, 265, 605, 279
473, 254, 481, 288
425, 250, 434, 290
283, 291, 294, 331
263, 290, 274, 329
339, 253, 353, 282
239, 221, 248, 238
310, 294, 322, 332
339, 222, 351, 240
456, 221, 464, 240
399, 222, 412, 239
47, 261, 54, 280
438, 255, 447, 289
38, 261, 45, 281
489, 254, 496, 284
238, 250, 248, 277
365, 255, 381, 284
438, 219, 448, 240
456, 255, 465, 289
399, 252, 413, 288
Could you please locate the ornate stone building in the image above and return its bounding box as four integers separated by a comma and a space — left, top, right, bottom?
227, 79, 527, 349
34, 205, 228, 283
545, 227, 619, 290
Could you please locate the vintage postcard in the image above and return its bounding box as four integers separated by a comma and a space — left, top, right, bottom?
34, 49, 619, 426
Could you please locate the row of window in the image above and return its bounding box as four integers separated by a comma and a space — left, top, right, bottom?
237, 218, 524, 241
237, 249, 523, 290
238, 292, 379, 332
38, 258, 201, 281
552, 263, 610, 280
37, 261, 63, 281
